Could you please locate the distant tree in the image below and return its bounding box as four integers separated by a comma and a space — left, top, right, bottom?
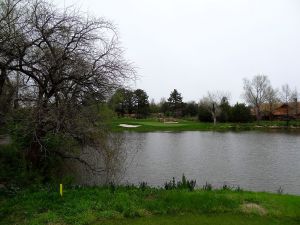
292, 88, 298, 115
280, 84, 298, 125
243, 74, 271, 120
133, 89, 149, 118
167, 89, 183, 117
198, 104, 212, 122
218, 96, 231, 122
109, 88, 126, 116
229, 103, 252, 123
109, 88, 135, 115
123, 89, 135, 114
159, 97, 170, 116
182, 101, 198, 117
265, 86, 279, 120
200, 91, 230, 125
149, 98, 159, 114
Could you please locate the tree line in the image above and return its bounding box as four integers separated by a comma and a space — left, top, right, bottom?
108, 74, 299, 124
109, 88, 252, 123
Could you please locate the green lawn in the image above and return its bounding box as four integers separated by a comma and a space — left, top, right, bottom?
99, 214, 299, 225
111, 117, 300, 132
1, 186, 299, 225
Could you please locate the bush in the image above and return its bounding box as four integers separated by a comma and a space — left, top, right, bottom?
229, 103, 252, 123
164, 174, 196, 191
198, 106, 212, 122
202, 182, 213, 191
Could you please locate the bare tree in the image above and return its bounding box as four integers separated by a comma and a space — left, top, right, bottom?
243, 74, 271, 120
291, 88, 298, 115
1, 0, 135, 176
0, 0, 28, 95
200, 91, 230, 125
265, 86, 279, 120
280, 84, 299, 125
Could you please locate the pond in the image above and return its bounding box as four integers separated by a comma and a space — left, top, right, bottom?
73, 131, 300, 195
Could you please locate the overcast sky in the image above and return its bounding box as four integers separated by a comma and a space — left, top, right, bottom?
53, 0, 300, 103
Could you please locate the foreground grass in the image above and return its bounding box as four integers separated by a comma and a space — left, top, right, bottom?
1, 186, 300, 225
111, 118, 300, 132
101, 214, 299, 225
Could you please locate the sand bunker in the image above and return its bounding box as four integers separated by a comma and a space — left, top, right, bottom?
119, 124, 141, 128
163, 121, 179, 124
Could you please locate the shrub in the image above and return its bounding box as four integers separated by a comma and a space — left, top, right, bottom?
198, 106, 212, 122
139, 182, 148, 191
164, 175, 196, 191
229, 103, 252, 123
203, 182, 213, 191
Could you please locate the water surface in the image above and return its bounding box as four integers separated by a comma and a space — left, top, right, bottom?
121, 131, 300, 195
74, 131, 300, 195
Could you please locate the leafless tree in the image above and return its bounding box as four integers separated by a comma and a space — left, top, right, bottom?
291, 88, 298, 115
280, 84, 299, 125
0, 0, 26, 95
1, 0, 135, 175
243, 74, 271, 120
200, 91, 230, 125
265, 86, 279, 120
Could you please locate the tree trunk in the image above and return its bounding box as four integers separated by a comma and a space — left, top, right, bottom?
255, 106, 261, 121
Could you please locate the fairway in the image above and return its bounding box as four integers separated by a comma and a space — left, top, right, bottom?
111, 118, 300, 132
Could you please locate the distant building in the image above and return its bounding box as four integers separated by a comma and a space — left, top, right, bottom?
272, 103, 300, 120
250, 102, 300, 120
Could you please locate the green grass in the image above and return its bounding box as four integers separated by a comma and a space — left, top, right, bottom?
1, 186, 299, 225
100, 214, 299, 225
111, 118, 300, 132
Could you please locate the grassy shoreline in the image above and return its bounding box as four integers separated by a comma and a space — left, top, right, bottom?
111, 118, 300, 132
1, 186, 300, 225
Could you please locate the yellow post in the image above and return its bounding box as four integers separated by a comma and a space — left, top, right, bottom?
60, 184, 63, 197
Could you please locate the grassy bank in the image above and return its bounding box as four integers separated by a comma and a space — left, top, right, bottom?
1, 186, 300, 225
111, 118, 300, 132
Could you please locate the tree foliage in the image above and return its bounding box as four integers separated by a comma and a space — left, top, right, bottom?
133, 89, 149, 118
167, 89, 183, 117
229, 103, 252, 123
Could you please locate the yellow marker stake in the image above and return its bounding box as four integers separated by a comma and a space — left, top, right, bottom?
60, 184, 63, 197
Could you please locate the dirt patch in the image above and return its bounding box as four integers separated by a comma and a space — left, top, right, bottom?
241, 203, 267, 215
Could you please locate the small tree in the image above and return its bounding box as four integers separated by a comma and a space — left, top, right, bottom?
200, 91, 230, 125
